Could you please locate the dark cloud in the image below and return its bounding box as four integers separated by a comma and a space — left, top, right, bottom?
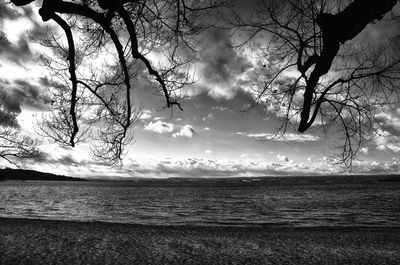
0, 3, 39, 23
26, 6, 60, 42
54, 155, 79, 165
0, 78, 11, 86
38, 77, 66, 91
189, 89, 259, 112
28, 23, 56, 40
34, 153, 80, 165
0, 79, 47, 113
0, 108, 19, 128
0, 87, 20, 113
0, 4, 57, 65
354, 7, 400, 46
200, 29, 252, 83
0, 4, 20, 22
0, 33, 34, 65
374, 109, 400, 136
15, 79, 39, 98
191, 28, 253, 98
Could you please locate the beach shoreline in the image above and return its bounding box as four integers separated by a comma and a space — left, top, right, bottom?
1, 218, 399, 264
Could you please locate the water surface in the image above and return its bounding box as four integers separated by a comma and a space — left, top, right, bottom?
0, 176, 399, 227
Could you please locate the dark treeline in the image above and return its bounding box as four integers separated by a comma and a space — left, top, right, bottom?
0, 168, 85, 181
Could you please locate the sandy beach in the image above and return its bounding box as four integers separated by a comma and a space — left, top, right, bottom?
0, 218, 399, 264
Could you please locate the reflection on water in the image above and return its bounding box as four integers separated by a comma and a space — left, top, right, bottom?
0, 179, 399, 227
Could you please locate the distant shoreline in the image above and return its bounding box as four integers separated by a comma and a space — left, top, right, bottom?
2, 168, 400, 183
80, 174, 400, 188
1, 217, 399, 264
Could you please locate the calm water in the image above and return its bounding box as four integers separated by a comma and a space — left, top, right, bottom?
0, 177, 399, 227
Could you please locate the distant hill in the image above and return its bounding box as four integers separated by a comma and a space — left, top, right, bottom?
87, 174, 400, 187
0, 168, 85, 181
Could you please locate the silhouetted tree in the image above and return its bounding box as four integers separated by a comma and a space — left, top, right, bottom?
0, 33, 43, 166
0, 92, 42, 167
0, 125, 43, 166
230, 0, 400, 168
9, 0, 400, 169
9, 0, 227, 165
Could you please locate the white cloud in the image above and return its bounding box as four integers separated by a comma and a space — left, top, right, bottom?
3, 18, 34, 44
239, 132, 320, 142
360, 147, 369, 154
375, 110, 400, 127
273, 133, 320, 142
119, 155, 342, 178
144, 121, 174, 134
351, 159, 400, 175
16, 108, 37, 134
204, 149, 213, 154
211, 106, 229, 111
240, 153, 248, 158
204, 127, 210, 131
374, 128, 400, 153
139, 109, 152, 120
385, 144, 400, 153
277, 154, 289, 162
373, 109, 400, 153
173, 125, 195, 138
246, 133, 269, 138
24, 152, 400, 179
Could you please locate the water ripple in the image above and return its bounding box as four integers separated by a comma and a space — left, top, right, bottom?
0, 180, 399, 227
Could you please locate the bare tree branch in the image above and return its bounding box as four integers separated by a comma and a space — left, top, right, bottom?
229, 0, 400, 168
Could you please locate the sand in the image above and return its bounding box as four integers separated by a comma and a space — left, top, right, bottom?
0, 218, 399, 265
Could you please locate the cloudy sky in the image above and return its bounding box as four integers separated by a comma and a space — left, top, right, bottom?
1, 1, 400, 178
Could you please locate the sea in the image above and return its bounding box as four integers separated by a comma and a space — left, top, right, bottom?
0, 175, 399, 227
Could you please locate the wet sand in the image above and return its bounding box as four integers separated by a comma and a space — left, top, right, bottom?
0, 218, 399, 264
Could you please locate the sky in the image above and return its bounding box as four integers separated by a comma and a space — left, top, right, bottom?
1, 1, 400, 178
